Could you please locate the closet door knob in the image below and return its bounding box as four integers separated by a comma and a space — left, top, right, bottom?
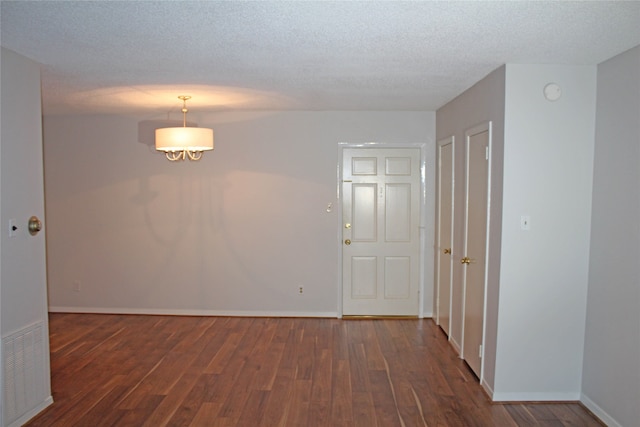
28, 216, 42, 236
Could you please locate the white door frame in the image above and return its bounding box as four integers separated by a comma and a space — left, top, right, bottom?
337, 142, 428, 318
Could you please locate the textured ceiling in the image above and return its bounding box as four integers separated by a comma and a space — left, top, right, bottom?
1, 1, 639, 115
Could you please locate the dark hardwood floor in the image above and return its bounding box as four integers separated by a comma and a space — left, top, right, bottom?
25, 314, 603, 426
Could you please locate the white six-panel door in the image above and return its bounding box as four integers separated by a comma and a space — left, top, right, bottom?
342, 148, 421, 316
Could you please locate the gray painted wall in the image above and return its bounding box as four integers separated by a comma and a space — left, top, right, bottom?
43, 111, 436, 316
582, 45, 640, 427
435, 51, 639, 422
495, 64, 596, 401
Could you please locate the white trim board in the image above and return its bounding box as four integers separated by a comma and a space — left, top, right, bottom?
580, 393, 623, 427
48, 307, 339, 318
50, 306, 433, 319
491, 392, 581, 402
481, 379, 494, 400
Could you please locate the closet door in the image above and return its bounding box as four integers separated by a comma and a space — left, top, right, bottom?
436, 137, 454, 335
461, 123, 491, 379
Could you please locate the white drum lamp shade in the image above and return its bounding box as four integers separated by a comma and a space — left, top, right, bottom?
155, 127, 214, 152
155, 96, 214, 161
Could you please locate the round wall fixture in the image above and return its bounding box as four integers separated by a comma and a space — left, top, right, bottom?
543, 83, 562, 101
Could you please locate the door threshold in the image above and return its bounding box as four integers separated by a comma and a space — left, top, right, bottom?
342, 315, 419, 320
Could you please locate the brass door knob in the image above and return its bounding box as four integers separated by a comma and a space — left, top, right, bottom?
443, 248, 451, 254
460, 257, 470, 265
344, 239, 351, 245
28, 216, 42, 236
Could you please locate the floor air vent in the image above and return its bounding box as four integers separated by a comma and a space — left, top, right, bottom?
2, 321, 47, 425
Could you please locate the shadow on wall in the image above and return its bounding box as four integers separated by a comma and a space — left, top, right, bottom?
50, 167, 334, 310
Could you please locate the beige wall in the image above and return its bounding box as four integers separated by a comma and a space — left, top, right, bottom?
43, 111, 435, 316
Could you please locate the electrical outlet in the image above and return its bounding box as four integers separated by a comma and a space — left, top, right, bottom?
73, 280, 81, 292
298, 286, 304, 294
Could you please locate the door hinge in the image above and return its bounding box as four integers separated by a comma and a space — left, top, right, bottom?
485, 147, 489, 160
479, 344, 483, 358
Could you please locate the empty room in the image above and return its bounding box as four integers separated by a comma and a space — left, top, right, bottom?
1, 1, 639, 426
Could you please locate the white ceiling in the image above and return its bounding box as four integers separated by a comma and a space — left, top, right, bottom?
1, 1, 639, 115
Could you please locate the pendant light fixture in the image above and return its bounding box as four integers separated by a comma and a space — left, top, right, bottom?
155, 96, 214, 161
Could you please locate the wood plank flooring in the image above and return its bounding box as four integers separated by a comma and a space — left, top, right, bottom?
25, 314, 603, 426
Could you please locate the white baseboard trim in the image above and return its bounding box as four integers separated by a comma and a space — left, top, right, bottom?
48, 306, 339, 318
450, 337, 462, 356
481, 379, 494, 399
8, 396, 53, 427
580, 393, 622, 427
491, 391, 581, 402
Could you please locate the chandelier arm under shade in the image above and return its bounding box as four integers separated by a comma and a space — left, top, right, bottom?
165, 151, 186, 161
187, 151, 203, 161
